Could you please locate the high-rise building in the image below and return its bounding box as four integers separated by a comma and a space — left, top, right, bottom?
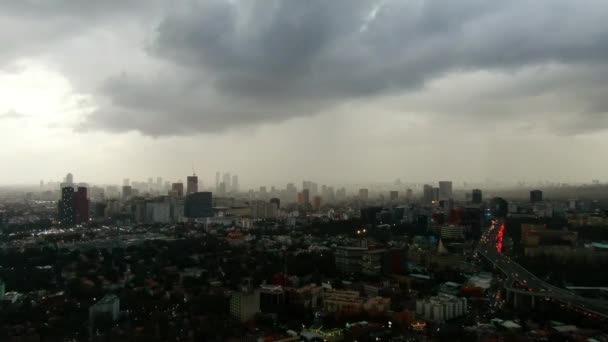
186, 174, 198, 194
530, 190, 543, 203
406, 188, 413, 200
218, 182, 227, 196
423, 184, 433, 204
215, 172, 220, 190
389, 191, 398, 201
65, 173, 74, 185
184, 192, 214, 218
156, 177, 162, 189
313, 196, 322, 210
270, 198, 280, 209
336, 187, 347, 202
171, 183, 184, 198
302, 189, 310, 205
472, 189, 482, 204
223, 173, 231, 190
123, 178, 130, 186
232, 175, 239, 193
286, 183, 297, 204
59, 186, 75, 226
74, 187, 89, 224
438, 181, 453, 200
122, 185, 133, 201
358, 188, 369, 200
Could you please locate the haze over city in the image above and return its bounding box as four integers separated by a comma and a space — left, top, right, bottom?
2, 0, 608, 185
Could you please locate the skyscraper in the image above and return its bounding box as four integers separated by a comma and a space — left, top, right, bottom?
286, 183, 297, 204
358, 188, 369, 200
389, 191, 398, 201
406, 188, 413, 200
215, 172, 220, 190
472, 189, 482, 204
121, 185, 133, 201
313, 196, 322, 211
302, 189, 310, 204
231, 174, 239, 193
184, 192, 213, 218
187, 174, 198, 194
270, 197, 280, 209
59, 186, 75, 226
423, 184, 433, 204
530, 190, 543, 203
171, 183, 184, 198
438, 181, 453, 200
223, 173, 231, 191
74, 187, 89, 224
65, 173, 74, 185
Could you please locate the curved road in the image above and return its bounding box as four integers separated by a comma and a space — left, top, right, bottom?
478, 220, 608, 319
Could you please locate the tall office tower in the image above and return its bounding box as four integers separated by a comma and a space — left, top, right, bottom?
121, 185, 133, 201
286, 183, 297, 203
530, 190, 543, 203
74, 187, 89, 224
472, 189, 483, 204
336, 187, 347, 202
58, 186, 75, 226
405, 188, 413, 200
223, 173, 232, 190
270, 198, 280, 209
123, 178, 130, 186
171, 183, 184, 198
65, 173, 74, 185
313, 196, 322, 211
438, 181, 453, 200
156, 177, 162, 189
217, 182, 226, 196
259, 186, 267, 198
147, 177, 153, 186
358, 188, 369, 200
302, 181, 312, 195
389, 191, 399, 201
215, 172, 220, 189
327, 186, 336, 203
423, 184, 434, 204
184, 192, 214, 218
187, 174, 198, 194
232, 175, 239, 193
302, 189, 310, 204
311, 182, 319, 197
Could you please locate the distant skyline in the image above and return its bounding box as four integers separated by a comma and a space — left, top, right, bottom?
2, 1, 608, 185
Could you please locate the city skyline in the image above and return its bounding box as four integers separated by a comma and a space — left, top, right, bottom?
2, 1, 608, 184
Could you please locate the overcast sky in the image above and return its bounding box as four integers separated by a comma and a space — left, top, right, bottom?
1, 0, 608, 187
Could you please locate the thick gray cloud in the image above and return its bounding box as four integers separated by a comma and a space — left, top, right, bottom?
1, 0, 608, 136
0, 109, 26, 120
79, 0, 608, 135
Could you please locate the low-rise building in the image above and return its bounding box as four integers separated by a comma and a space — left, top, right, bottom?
416, 294, 467, 322
89, 294, 120, 323
230, 289, 260, 322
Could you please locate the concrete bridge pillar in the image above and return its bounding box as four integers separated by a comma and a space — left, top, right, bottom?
513, 292, 520, 308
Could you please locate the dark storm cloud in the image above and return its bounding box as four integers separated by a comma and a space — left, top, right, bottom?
0, 0, 161, 64
46, 0, 608, 135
